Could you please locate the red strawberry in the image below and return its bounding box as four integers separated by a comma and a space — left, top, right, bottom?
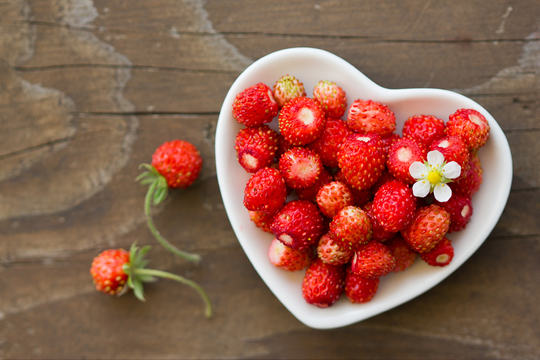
268, 238, 312, 271
91, 248, 129, 296
273, 75, 306, 107
150, 140, 203, 189
363, 202, 397, 243
90, 244, 212, 316
271, 200, 324, 249
316, 181, 355, 218
279, 147, 323, 189
308, 118, 352, 167
420, 237, 454, 267
317, 233, 354, 265
137, 140, 204, 263
243, 167, 287, 215
401, 204, 451, 253
429, 135, 470, 180
434, 193, 473, 232
249, 210, 274, 233
344, 266, 380, 303
235, 125, 280, 173
370, 170, 396, 196
451, 151, 483, 197
302, 258, 345, 308
312, 80, 348, 118
385, 235, 417, 272
329, 206, 372, 251
296, 167, 333, 202
402, 115, 445, 149
372, 180, 417, 233
337, 133, 385, 191
347, 99, 396, 136
387, 138, 426, 184
351, 241, 396, 279
232, 82, 278, 127
446, 108, 490, 151
277, 134, 295, 159
279, 96, 326, 145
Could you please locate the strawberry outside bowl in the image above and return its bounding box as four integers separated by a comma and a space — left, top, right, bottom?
215, 47, 512, 329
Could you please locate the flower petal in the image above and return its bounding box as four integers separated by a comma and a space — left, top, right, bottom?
427, 150, 444, 168
442, 161, 461, 179
434, 183, 452, 202
412, 180, 431, 198
409, 162, 428, 179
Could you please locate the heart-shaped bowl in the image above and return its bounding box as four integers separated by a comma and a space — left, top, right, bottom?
215, 47, 512, 329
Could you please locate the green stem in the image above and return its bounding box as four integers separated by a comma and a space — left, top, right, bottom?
145, 182, 201, 263
135, 268, 212, 318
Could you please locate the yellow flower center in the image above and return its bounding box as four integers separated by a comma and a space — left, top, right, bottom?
427, 170, 442, 184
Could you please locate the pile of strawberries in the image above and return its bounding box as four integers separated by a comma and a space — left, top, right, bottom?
231, 75, 489, 308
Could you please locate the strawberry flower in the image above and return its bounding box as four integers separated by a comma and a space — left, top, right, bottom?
409, 150, 461, 202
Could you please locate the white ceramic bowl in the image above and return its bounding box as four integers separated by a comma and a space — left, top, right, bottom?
215, 47, 512, 329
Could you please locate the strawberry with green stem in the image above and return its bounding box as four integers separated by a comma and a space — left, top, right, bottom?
91, 243, 212, 318
137, 140, 203, 263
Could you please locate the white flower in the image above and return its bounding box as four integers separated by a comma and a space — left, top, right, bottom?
409, 150, 461, 202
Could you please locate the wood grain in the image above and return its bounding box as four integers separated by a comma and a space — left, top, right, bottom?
1, 0, 539, 359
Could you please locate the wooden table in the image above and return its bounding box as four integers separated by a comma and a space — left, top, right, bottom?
1, 1, 539, 358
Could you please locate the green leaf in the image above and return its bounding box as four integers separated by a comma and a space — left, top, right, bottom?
153, 187, 168, 205
132, 279, 146, 302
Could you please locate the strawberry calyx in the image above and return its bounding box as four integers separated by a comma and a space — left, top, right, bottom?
136, 164, 201, 263
122, 243, 213, 318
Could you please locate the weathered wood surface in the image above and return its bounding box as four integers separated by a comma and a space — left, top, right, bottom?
0, 0, 539, 359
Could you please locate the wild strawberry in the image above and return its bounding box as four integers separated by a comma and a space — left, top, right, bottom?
147, 140, 203, 189
279, 147, 323, 189
402, 204, 451, 253
420, 237, 454, 267
363, 202, 397, 243
446, 108, 490, 151
434, 193, 473, 232
243, 167, 287, 215
337, 133, 385, 191
232, 82, 278, 127
308, 118, 352, 167
385, 235, 417, 272
387, 138, 425, 184
402, 115, 445, 149
351, 241, 396, 279
347, 99, 396, 136
429, 136, 470, 180
271, 200, 324, 249
91, 248, 129, 296
249, 210, 274, 233
137, 140, 203, 263
344, 266, 380, 303
279, 96, 326, 145
273, 75, 306, 107
329, 206, 372, 250
451, 151, 483, 197
302, 258, 345, 308
296, 167, 333, 202
277, 133, 295, 159
317, 233, 354, 265
372, 180, 417, 233
234, 125, 280, 173
316, 181, 355, 218
91, 244, 212, 317
312, 80, 348, 118
268, 238, 312, 271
